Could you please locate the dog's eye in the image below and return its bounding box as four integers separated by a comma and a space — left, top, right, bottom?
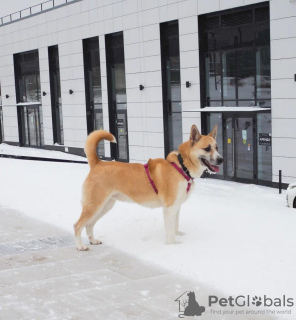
203, 146, 211, 152
216, 146, 219, 151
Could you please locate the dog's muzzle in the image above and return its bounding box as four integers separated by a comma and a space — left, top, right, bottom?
200, 157, 223, 173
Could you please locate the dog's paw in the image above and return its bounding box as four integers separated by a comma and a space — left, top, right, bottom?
76, 245, 89, 251
176, 231, 186, 236
89, 239, 102, 245
166, 237, 176, 244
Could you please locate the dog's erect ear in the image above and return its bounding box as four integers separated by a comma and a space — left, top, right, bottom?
208, 124, 217, 140
190, 125, 201, 145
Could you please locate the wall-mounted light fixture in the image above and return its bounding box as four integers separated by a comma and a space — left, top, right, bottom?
186, 81, 191, 88
139, 85, 144, 91
42, 91, 46, 96
69, 89, 73, 94
5, 94, 9, 99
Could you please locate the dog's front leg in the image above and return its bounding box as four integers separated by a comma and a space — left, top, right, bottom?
175, 209, 186, 236
163, 206, 179, 244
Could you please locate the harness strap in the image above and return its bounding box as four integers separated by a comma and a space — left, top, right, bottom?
170, 162, 192, 193
143, 161, 193, 194
143, 163, 158, 194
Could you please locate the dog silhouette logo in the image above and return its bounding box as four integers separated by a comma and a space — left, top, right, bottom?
175, 291, 205, 318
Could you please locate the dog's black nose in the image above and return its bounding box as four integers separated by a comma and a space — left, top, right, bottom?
217, 157, 224, 165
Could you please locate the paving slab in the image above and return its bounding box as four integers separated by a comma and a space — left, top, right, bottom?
0, 206, 278, 320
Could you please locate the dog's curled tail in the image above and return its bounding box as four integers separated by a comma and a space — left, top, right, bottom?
85, 130, 116, 168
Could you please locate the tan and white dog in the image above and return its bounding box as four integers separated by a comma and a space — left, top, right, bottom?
74, 124, 223, 250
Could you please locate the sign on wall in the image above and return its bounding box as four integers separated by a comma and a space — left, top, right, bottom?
259, 133, 271, 146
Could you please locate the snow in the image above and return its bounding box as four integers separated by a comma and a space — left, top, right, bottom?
0, 143, 86, 161
0, 156, 295, 319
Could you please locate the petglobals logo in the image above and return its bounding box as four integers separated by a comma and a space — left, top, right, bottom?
175, 291, 205, 318
209, 295, 294, 308
209, 295, 294, 317
174, 292, 294, 318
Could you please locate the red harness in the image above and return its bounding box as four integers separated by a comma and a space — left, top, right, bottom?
143, 162, 193, 194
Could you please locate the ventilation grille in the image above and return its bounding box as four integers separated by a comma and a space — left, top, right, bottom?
221, 9, 253, 27
255, 7, 269, 22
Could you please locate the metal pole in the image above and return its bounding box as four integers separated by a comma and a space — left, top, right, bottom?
279, 170, 282, 194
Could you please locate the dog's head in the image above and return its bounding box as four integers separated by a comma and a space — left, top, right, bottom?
185, 124, 223, 174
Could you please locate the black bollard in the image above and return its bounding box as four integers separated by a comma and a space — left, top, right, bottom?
279, 170, 282, 194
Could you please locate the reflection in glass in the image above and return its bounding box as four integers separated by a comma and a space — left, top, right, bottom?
114, 63, 127, 103
237, 49, 255, 101
94, 110, 104, 156
257, 113, 272, 181
206, 52, 222, 102
223, 100, 237, 107
116, 110, 128, 160
169, 57, 181, 102
106, 32, 128, 161
256, 47, 271, 101
235, 117, 253, 179
160, 20, 182, 155
83, 37, 104, 156
222, 51, 236, 100
170, 102, 182, 152
28, 109, 37, 145
49, 45, 64, 145
225, 117, 234, 177
14, 50, 41, 103
207, 113, 224, 175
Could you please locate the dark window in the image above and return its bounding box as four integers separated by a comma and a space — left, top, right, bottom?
160, 20, 182, 156
49, 45, 64, 145
105, 32, 129, 162
83, 37, 104, 157
14, 50, 41, 103
221, 10, 253, 28
199, 2, 270, 108
17, 105, 43, 147
14, 50, 43, 147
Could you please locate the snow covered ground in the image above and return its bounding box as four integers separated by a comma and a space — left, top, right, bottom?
0, 156, 295, 318
0, 143, 86, 161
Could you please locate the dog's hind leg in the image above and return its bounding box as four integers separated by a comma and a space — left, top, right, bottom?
74, 204, 95, 251
86, 198, 116, 245
74, 191, 111, 251
163, 205, 179, 244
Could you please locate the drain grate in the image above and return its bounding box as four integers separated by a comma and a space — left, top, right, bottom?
0, 235, 74, 256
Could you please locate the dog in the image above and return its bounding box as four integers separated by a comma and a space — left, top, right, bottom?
184, 291, 205, 317
74, 124, 223, 250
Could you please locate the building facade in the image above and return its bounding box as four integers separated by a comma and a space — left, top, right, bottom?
0, 0, 295, 186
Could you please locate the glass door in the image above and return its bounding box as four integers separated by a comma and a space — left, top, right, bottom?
160, 21, 182, 156
225, 117, 234, 178
224, 115, 254, 181
235, 117, 254, 180
26, 106, 42, 147
49, 45, 64, 145
18, 106, 42, 147
106, 32, 129, 162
